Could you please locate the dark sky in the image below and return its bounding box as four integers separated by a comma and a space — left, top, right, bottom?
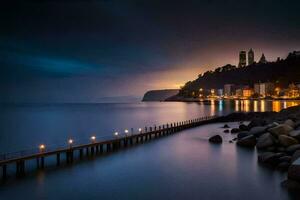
1, 0, 300, 102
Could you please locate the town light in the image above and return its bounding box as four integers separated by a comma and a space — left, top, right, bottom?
114, 132, 119, 136
124, 129, 129, 134
39, 144, 45, 151
90, 136, 96, 142
138, 128, 142, 132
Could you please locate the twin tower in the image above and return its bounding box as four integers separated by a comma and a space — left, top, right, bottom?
238, 49, 254, 67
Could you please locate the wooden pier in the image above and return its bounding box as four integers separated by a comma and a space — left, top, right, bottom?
0, 115, 218, 180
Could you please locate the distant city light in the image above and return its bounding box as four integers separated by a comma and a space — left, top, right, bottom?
124, 129, 129, 134
114, 132, 119, 136
138, 128, 142, 132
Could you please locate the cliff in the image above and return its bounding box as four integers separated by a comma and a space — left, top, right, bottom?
142, 89, 179, 101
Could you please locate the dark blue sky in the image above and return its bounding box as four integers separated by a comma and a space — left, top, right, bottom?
1, 0, 300, 102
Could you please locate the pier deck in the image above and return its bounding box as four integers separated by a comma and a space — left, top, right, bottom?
0, 115, 218, 179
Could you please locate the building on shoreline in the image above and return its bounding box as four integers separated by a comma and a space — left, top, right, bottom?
224, 84, 235, 97
254, 82, 275, 97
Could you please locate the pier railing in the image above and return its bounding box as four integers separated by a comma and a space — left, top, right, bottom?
0, 115, 218, 179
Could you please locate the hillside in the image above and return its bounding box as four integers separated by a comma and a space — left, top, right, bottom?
142, 89, 179, 101
177, 51, 300, 97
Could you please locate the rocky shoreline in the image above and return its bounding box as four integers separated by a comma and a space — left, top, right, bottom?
208, 105, 300, 192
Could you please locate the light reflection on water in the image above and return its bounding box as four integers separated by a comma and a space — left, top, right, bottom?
212, 99, 300, 113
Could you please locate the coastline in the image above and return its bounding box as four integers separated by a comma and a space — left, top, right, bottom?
164, 97, 300, 102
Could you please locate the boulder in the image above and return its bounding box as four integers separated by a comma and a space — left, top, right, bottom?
289, 130, 300, 140
209, 135, 222, 143
258, 152, 274, 163
222, 124, 230, 128
288, 158, 300, 182
266, 122, 280, 129
231, 128, 240, 134
258, 152, 285, 166
237, 131, 251, 139
277, 147, 286, 152
278, 156, 292, 163
277, 162, 290, 171
239, 124, 249, 131
248, 118, 266, 129
256, 133, 276, 149
223, 129, 230, 133
291, 150, 300, 163
286, 144, 300, 154
294, 120, 300, 129
249, 126, 268, 137
281, 179, 300, 190
268, 124, 294, 137
285, 119, 296, 128
237, 135, 256, 147
278, 135, 298, 147
266, 146, 276, 152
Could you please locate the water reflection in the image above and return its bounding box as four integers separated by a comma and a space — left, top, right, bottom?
209, 100, 300, 113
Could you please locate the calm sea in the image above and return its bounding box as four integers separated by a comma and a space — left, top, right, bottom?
0, 100, 299, 199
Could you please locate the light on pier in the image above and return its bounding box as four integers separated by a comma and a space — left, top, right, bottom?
90, 136, 96, 142
68, 139, 73, 148
39, 144, 45, 152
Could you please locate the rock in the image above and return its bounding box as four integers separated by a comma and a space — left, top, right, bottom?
289, 130, 300, 140
209, 135, 222, 143
232, 137, 237, 141
278, 156, 292, 163
277, 147, 286, 152
222, 124, 230, 128
237, 135, 256, 147
294, 121, 300, 129
277, 162, 290, 171
231, 128, 240, 134
278, 135, 298, 147
249, 126, 268, 137
258, 152, 274, 163
266, 122, 280, 129
223, 129, 230, 133
256, 133, 276, 149
288, 158, 300, 182
266, 146, 276, 152
281, 179, 300, 190
286, 144, 300, 154
291, 150, 300, 162
239, 124, 249, 131
285, 119, 296, 128
248, 118, 266, 129
258, 152, 285, 166
229, 140, 233, 143
268, 124, 294, 137
237, 131, 251, 139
